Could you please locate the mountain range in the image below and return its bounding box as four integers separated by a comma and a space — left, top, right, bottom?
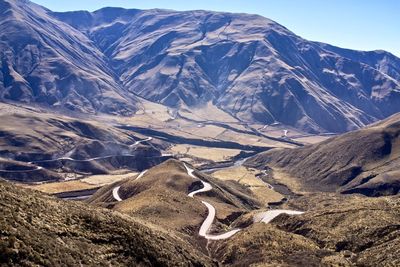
1, 0, 400, 133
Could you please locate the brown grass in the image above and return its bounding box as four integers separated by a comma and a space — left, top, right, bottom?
82, 172, 138, 186
168, 144, 242, 161
23, 180, 98, 194
212, 167, 283, 203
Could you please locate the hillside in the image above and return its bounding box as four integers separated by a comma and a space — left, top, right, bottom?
245, 113, 400, 196
89, 160, 400, 266
1, 160, 399, 266
213, 193, 400, 266
88, 159, 261, 244
0, 0, 400, 133
0, 179, 212, 266
0, 103, 169, 181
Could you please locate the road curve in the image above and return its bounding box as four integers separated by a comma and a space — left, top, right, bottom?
112, 169, 148, 201
188, 180, 212, 197
131, 137, 153, 146
260, 170, 274, 190
254, 209, 304, 224
112, 186, 122, 202
184, 163, 241, 240
135, 170, 148, 180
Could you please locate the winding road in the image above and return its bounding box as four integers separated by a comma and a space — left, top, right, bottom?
254, 209, 304, 224
110, 162, 304, 239
184, 163, 242, 240
135, 170, 148, 180
28, 136, 154, 164
112, 170, 148, 202
130, 137, 153, 147
112, 186, 122, 202
259, 170, 274, 190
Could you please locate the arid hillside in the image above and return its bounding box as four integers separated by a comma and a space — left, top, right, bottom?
0, 180, 212, 266
88, 159, 260, 245
246, 113, 400, 196
1, 161, 399, 266
213, 193, 400, 266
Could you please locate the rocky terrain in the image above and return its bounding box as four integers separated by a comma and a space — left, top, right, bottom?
246, 113, 400, 196
0, 0, 139, 115
1, 0, 400, 133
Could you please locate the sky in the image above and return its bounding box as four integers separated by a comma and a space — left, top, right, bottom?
31, 0, 400, 57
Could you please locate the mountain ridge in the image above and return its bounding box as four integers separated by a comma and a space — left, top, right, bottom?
1, 0, 400, 133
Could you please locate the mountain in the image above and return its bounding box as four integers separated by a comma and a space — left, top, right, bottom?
0, 0, 138, 115
245, 113, 400, 196
0, 103, 168, 182
47, 5, 400, 133
0, 0, 399, 133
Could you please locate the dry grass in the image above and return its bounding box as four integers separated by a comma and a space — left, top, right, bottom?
180, 102, 240, 124
179, 124, 227, 139
0, 180, 211, 266
212, 167, 283, 203
23, 172, 139, 194
22, 180, 98, 194
270, 168, 306, 194
82, 172, 138, 186
108, 101, 295, 148
168, 144, 242, 161
292, 136, 333, 144
217, 131, 294, 148
89, 159, 260, 240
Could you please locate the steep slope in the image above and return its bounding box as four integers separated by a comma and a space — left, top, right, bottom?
0, 0, 137, 115
0, 180, 212, 266
53, 6, 400, 133
245, 113, 400, 196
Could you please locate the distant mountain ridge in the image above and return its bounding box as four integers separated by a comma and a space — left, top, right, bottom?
1, 0, 400, 132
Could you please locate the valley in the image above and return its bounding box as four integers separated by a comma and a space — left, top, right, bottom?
0, 0, 399, 266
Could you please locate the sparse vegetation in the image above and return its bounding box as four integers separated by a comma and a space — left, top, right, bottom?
0, 180, 212, 266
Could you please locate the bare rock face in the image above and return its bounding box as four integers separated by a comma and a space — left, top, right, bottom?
2, 0, 400, 132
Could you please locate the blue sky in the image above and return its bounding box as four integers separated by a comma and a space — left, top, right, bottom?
32, 0, 400, 57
